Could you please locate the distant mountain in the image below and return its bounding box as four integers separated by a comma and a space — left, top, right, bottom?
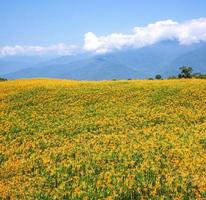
0, 56, 55, 75
66, 57, 141, 80
0, 60, 31, 75
94, 41, 198, 78
2, 41, 206, 80
168, 45, 206, 75
3, 57, 140, 80
37, 53, 92, 66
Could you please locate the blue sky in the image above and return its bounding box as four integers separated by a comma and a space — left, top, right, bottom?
0, 0, 206, 56
1, 0, 206, 45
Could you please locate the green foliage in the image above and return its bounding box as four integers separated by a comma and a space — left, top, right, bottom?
199, 139, 206, 149
0, 153, 8, 166
0, 77, 7, 82
178, 66, 193, 78
167, 76, 177, 80
193, 73, 206, 79
155, 74, 162, 80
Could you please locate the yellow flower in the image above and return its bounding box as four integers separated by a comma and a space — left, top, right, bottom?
1, 78, 206, 199
73, 187, 81, 196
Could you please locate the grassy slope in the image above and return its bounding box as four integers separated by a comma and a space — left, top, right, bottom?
0, 79, 206, 199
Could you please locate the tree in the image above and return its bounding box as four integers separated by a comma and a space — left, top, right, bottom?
178, 66, 193, 78
0, 77, 7, 81
155, 74, 162, 80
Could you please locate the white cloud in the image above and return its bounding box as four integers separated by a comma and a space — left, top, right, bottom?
83, 18, 206, 53
1, 18, 206, 57
0, 43, 79, 57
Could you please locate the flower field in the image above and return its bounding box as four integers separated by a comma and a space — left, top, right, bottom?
0, 78, 206, 199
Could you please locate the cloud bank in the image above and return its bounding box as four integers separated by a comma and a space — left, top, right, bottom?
1, 18, 206, 56
84, 18, 206, 53
0, 43, 79, 57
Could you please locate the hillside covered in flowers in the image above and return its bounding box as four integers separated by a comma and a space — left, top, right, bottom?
0, 79, 206, 199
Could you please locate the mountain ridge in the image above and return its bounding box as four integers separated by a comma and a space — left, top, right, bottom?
1, 41, 206, 80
